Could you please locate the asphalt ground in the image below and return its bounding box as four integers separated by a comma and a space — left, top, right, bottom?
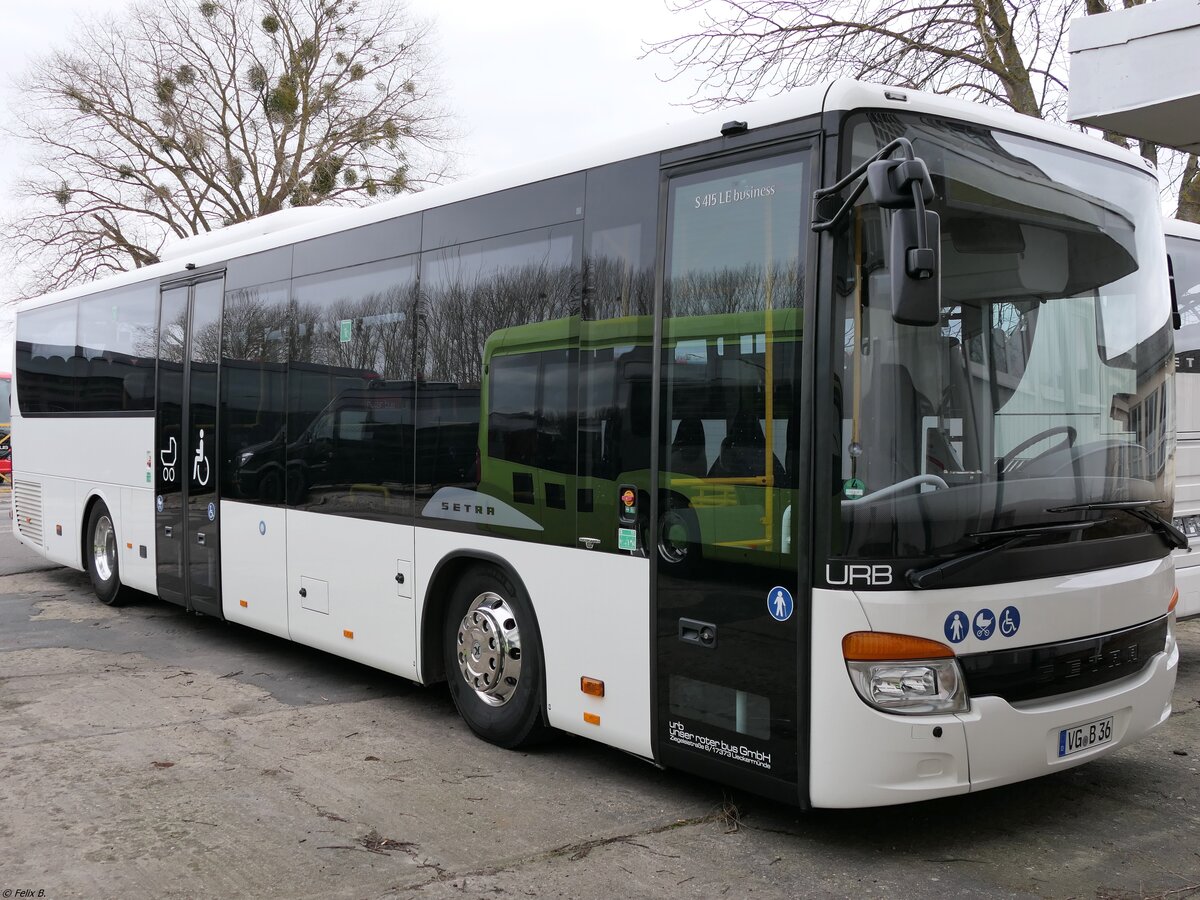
0, 511, 1196, 900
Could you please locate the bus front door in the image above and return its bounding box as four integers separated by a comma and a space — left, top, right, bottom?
654, 148, 810, 797
155, 275, 224, 617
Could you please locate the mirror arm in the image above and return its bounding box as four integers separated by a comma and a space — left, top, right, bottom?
1168, 254, 1182, 330
811, 137, 917, 233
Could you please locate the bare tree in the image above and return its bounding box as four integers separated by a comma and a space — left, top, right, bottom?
647, 0, 1199, 222
5, 0, 454, 296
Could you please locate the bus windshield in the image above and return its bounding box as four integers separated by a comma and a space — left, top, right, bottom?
834, 114, 1174, 564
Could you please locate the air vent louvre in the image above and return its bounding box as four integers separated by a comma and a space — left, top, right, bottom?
13, 480, 44, 546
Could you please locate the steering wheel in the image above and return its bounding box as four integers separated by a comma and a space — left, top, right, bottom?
1001, 425, 1077, 472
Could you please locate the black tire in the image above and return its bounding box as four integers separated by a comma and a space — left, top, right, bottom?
657, 496, 701, 574
443, 564, 549, 749
85, 500, 129, 606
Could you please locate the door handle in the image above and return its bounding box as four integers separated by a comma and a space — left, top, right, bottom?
196, 532, 205, 546
678, 618, 717, 649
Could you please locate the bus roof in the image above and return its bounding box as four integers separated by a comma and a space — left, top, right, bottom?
1166, 217, 1200, 241
18, 79, 1157, 315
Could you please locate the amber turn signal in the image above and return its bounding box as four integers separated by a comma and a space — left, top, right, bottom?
580, 676, 605, 697
1169, 588, 1179, 613
842, 631, 955, 661
583, 712, 600, 725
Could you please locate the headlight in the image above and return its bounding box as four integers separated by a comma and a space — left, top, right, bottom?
843, 632, 969, 715
239, 451, 254, 465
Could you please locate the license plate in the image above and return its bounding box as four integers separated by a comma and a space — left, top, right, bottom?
1058, 716, 1114, 758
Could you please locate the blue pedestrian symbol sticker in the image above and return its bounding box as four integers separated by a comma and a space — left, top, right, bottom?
999, 605, 1020, 637
973, 608, 996, 640
767, 586, 793, 622
155, 495, 164, 513
944, 610, 968, 644
206, 501, 216, 522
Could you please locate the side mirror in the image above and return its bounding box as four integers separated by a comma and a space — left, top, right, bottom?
890, 208, 941, 327
866, 159, 934, 209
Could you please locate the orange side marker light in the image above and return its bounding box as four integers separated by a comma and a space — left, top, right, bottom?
239, 599, 248, 608
842, 631, 955, 661
583, 712, 600, 726
1169, 588, 1179, 614
343, 629, 354, 639
580, 676, 605, 697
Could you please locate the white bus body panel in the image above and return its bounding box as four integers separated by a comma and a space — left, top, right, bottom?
1169, 221, 1200, 617
810, 557, 1177, 808
283, 508, 416, 680
1173, 369, 1200, 618
221, 501, 290, 639
11, 416, 157, 593
415, 530, 653, 760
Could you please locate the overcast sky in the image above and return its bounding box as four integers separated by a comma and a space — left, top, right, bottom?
0, 0, 704, 364
0, 0, 697, 199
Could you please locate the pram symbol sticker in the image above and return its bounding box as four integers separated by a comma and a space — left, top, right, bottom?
973, 608, 996, 640
160, 436, 177, 482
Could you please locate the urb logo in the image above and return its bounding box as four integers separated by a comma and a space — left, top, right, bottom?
825, 564, 894, 587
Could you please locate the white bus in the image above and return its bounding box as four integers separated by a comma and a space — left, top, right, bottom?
11, 81, 1182, 808
1168, 217, 1200, 618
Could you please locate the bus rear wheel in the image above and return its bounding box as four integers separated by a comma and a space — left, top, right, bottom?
443, 564, 548, 749
85, 500, 129, 606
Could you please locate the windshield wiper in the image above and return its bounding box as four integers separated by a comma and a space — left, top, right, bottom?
1046, 500, 1188, 550
907, 520, 1097, 590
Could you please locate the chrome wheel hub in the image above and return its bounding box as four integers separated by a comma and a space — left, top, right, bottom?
93, 515, 116, 583
456, 591, 522, 706
658, 510, 689, 564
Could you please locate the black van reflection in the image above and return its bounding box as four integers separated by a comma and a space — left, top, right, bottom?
230, 380, 480, 510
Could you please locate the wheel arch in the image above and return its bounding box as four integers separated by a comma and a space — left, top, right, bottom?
79, 488, 119, 572
417, 549, 540, 689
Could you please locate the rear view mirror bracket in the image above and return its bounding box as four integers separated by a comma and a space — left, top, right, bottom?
812, 136, 941, 327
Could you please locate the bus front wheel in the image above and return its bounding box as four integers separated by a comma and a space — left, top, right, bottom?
85, 500, 129, 606
443, 564, 548, 749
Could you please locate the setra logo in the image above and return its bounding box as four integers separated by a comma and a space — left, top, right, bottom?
824, 564, 894, 587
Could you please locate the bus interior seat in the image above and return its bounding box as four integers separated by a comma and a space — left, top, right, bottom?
707, 407, 786, 481
859, 362, 934, 485
783, 414, 798, 488
934, 336, 978, 472
670, 417, 708, 477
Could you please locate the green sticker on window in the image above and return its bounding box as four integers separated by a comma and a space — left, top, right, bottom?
843, 477, 865, 499
338, 319, 352, 343
618, 527, 638, 551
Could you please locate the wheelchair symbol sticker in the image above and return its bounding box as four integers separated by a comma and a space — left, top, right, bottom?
156, 495, 164, 513
999, 605, 1020, 637
207, 502, 216, 522
973, 608, 996, 640
193, 429, 210, 486
767, 586, 794, 622
259, 520, 266, 536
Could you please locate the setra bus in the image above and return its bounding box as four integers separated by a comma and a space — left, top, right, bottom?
1168, 217, 1200, 618
10, 81, 1182, 807
0, 371, 10, 483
